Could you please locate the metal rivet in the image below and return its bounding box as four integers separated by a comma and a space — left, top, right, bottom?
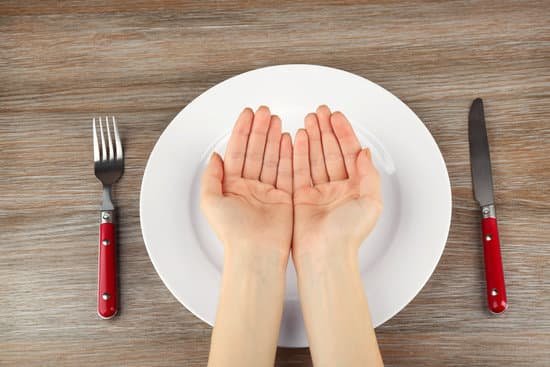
102, 212, 111, 220
483, 208, 490, 215
102, 293, 110, 300
102, 239, 110, 246
485, 234, 492, 241
491, 289, 498, 296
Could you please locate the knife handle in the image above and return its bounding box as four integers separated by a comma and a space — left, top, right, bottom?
481, 216, 507, 314
98, 211, 117, 319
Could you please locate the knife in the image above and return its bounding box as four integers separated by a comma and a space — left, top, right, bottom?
468, 98, 508, 314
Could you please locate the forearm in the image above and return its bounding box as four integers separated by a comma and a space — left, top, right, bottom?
208, 246, 288, 367
295, 246, 383, 367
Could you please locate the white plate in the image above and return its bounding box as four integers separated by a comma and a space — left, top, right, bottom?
140, 64, 452, 347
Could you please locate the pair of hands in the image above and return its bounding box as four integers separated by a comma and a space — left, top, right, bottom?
200, 105, 382, 267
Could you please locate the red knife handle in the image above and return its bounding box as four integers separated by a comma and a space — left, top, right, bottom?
481, 216, 507, 314
98, 211, 117, 319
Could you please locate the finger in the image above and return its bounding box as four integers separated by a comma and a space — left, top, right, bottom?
224, 108, 254, 177
305, 113, 329, 185
200, 153, 224, 205
260, 115, 282, 185
357, 148, 381, 199
316, 105, 347, 181
243, 106, 271, 180
293, 128, 312, 191
276, 133, 293, 194
330, 111, 362, 177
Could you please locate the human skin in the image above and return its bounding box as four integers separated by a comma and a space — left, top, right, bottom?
292, 105, 384, 367
201, 106, 293, 367
201, 105, 383, 366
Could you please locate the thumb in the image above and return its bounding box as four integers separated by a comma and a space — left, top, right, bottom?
201, 152, 224, 204
356, 148, 381, 198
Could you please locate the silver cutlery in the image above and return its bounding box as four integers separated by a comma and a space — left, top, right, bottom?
468, 98, 507, 314
92, 116, 124, 319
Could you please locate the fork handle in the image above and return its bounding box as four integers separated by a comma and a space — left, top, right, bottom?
98, 210, 117, 319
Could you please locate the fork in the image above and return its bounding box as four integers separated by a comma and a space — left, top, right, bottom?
92, 116, 124, 319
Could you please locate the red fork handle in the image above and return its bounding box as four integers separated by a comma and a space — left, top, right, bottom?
481, 216, 507, 314
98, 211, 117, 319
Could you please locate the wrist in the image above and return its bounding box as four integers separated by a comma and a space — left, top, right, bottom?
293, 236, 359, 269
224, 242, 289, 276
294, 254, 360, 283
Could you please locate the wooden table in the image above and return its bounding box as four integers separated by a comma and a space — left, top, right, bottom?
2, 1, 549, 366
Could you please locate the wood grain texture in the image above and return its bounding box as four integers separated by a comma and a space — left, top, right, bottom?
1, 1, 549, 366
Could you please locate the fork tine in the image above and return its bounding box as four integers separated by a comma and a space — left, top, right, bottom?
92, 118, 100, 162
99, 116, 107, 161
112, 116, 123, 160
105, 116, 114, 161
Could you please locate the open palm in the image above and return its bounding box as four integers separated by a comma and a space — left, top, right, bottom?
200, 107, 293, 257
292, 106, 382, 260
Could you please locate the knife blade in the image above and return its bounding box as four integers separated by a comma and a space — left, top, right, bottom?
468, 98, 508, 314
